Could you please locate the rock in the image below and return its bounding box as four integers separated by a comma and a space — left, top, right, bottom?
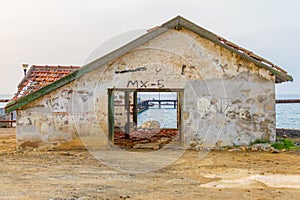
241, 146, 247, 152
189, 140, 199, 150
59, 151, 72, 156
252, 143, 271, 151
283, 134, 288, 138
269, 147, 280, 153
213, 146, 224, 151
251, 146, 258, 151
133, 143, 160, 150
232, 139, 240, 147
158, 137, 170, 144
141, 120, 161, 129
119, 195, 130, 199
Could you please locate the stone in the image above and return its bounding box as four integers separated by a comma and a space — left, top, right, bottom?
59, 151, 72, 156
246, 98, 255, 104
241, 146, 247, 152
210, 98, 218, 104
239, 109, 251, 121
141, 120, 161, 129
232, 139, 241, 147
158, 137, 171, 144
252, 143, 271, 151
226, 111, 239, 119
232, 99, 242, 104
133, 143, 160, 150
269, 147, 280, 153
258, 95, 269, 103
251, 146, 258, 151
264, 104, 274, 113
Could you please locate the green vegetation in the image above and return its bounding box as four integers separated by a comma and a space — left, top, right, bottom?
250, 139, 270, 145
271, 139, 300, 150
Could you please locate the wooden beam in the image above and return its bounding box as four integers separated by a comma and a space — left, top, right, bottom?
124, 91, 130, 139
108, 89, 114, 143
133, 92, 138, 127
178, 90, 184, 145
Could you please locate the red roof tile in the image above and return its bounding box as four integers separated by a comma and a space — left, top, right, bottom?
12, 65, 80, 101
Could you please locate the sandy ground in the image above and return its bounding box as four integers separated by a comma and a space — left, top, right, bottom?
0, 128, 300, 200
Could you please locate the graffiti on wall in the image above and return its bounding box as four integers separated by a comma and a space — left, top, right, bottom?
45, 89, 93, 112
127, 79, 164, 88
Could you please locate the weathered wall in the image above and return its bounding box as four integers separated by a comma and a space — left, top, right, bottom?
113, 91, 134, 128
16, 28, 275, 150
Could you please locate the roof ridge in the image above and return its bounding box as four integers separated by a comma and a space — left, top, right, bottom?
34, 65, 81, 68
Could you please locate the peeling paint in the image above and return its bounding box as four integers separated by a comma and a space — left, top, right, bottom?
15, 28, 276, 149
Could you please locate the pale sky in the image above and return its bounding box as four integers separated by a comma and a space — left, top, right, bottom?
0, 0, 299, 95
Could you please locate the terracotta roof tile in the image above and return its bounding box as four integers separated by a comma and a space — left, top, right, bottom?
12, 65, 80, 101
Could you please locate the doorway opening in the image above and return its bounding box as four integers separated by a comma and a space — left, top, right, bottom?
108, 89, 183, 149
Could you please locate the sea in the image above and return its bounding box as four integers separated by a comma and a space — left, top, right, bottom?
1, 93, 299, 130
276, 94, 300, 130
138, 92, 300, 130
137, 92, 178, 128
0, 94, 13, 116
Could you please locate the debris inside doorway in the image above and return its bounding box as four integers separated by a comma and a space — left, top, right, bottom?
140, 120, 161, 129
114, 129, 178, 148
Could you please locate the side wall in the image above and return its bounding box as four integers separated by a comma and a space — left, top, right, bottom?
16, 28, 276, 150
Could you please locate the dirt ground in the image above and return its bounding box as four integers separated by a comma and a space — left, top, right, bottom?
0, 128, 300, 200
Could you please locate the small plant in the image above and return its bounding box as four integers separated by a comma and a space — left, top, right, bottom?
251, 139, 270, 145
222, 145, 234, 149
271, 139, 295, 150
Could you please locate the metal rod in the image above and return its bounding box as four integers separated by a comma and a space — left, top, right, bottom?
276, 99, 300, 104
